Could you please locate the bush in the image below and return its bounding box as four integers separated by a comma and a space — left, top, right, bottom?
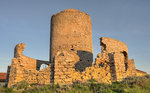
122, 75, 150, 89
88, 78, 98, 83
4, 88, 14, 93
15, 81, 29, 90
1, 75, 150, 93
0, 87, 5, 93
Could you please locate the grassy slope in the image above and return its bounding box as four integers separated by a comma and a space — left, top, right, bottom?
1, 75, 150, 93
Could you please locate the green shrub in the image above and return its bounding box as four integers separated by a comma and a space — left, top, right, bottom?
15, 81, 29, 90
122, 75, 150, 89
55, 83, 60, 88
88, 78, 98, 83
4, 88, 14, 93
30, 83, 38, 87
0, 87, 5, 93
2, 75, 150, 93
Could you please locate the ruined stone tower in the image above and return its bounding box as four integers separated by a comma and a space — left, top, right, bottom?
50, 9, 93, 71
7, 9, 147, 87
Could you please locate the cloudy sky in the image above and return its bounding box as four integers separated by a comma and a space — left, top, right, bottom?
0, 0, 150, 73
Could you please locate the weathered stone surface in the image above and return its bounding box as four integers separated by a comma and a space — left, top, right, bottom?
126, 59, 136, 77
95, 37, 129, 82
38, 65, 51, 85
7, 43, 50, 87
95, 37, 139, 82
53, 51, 111, 84
136, 69, 147, 76
50, 9, 93, 72
53, 51, 79, 84
100, 37, 128, 54
111, 52, 127, 81
7, 9, 147, 87
72, 63, 112, 84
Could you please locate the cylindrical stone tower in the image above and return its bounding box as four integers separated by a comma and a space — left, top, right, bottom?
50, 9, 93, 71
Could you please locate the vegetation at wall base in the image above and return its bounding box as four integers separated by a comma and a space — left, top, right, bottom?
1, 75, 150, 93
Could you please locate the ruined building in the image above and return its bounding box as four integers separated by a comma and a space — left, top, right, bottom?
7, 9, 147, 87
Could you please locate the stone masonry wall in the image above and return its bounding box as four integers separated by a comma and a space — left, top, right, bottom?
100, 37, 129, 81
7, 43, 51, 87
8, 39, 145, 86
100, 37, 128, 55
126, 59, 136, 77
53, 51, 111, 84
7, 9, 147, 87
136, 69, 147, 76
53, 51, 79, 84
111, 52, 127, 81
50, 9, 93, 72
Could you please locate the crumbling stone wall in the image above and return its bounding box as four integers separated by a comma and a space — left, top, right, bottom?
126, 59, 136, 77
100, 37, 128, 54
50, 9, 93, 72
52, 51, 111, 84
111, 52, 127, 81
75, 60, 111, 84
72, 65, 111, 84
7, 9, 147, 87
38, 65, 51, 85
53, 51, 79, 84
98, 37, 129, 81
136, 69, 147, 76
7, 43, 51, 87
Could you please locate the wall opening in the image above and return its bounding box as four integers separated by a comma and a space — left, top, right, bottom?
122, 51, 128, 71
39, 64, 48, 71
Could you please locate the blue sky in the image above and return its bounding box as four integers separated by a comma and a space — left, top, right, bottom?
0, 0, 150, 73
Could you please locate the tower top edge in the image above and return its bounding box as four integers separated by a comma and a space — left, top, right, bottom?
53, 9, 89, 16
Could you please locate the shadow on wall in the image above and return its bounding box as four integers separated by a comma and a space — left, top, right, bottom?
122, 51, 128, 71
108, 53, 117, 82
75, 50, 93, 72
108, 51, 128, 81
